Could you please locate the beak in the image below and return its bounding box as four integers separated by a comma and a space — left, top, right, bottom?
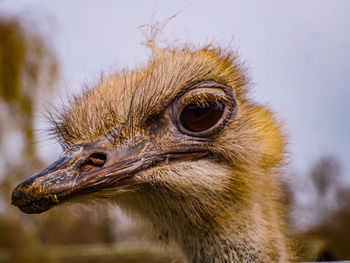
11, 139, 207, 214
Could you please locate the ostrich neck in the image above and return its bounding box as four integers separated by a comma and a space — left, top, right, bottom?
127, 179, 288, 262
155, 202, 287, 262
176, 225, 262, 263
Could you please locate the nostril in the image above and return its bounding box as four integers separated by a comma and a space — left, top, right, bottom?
79, 153, 107, 173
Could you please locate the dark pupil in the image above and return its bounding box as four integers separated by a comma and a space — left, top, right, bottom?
180, 102, 224, 132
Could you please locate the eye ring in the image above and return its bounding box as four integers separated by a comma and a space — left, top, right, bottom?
172, 82, 237, 137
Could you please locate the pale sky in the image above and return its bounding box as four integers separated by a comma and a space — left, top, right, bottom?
1, 0, 349, 182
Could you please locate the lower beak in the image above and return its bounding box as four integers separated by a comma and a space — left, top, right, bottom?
11, 143, 207, 214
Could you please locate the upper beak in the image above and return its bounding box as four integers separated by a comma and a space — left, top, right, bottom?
11, 139, 207, 214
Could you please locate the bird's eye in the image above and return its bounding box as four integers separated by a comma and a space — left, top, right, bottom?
179, 102, 225, 133
173, 82, 236, 137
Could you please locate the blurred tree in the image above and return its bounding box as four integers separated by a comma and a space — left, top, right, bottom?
0, 16, 58, 248
0, 16, 120, 251
296, 155, 350, 261
310, 157, 350, 260
310, 155, 342, 198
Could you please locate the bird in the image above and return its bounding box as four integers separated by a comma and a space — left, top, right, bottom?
11, 42, 290, 262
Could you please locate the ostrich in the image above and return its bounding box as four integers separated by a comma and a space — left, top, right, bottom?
12, 43, 290, 262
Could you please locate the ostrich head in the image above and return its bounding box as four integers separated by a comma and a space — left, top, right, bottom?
12, 44, 289, 262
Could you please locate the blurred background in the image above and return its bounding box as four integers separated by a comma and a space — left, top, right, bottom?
0, 1, 349, 262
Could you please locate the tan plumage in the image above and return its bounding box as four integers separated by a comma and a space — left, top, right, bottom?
13, 43, 290, 262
